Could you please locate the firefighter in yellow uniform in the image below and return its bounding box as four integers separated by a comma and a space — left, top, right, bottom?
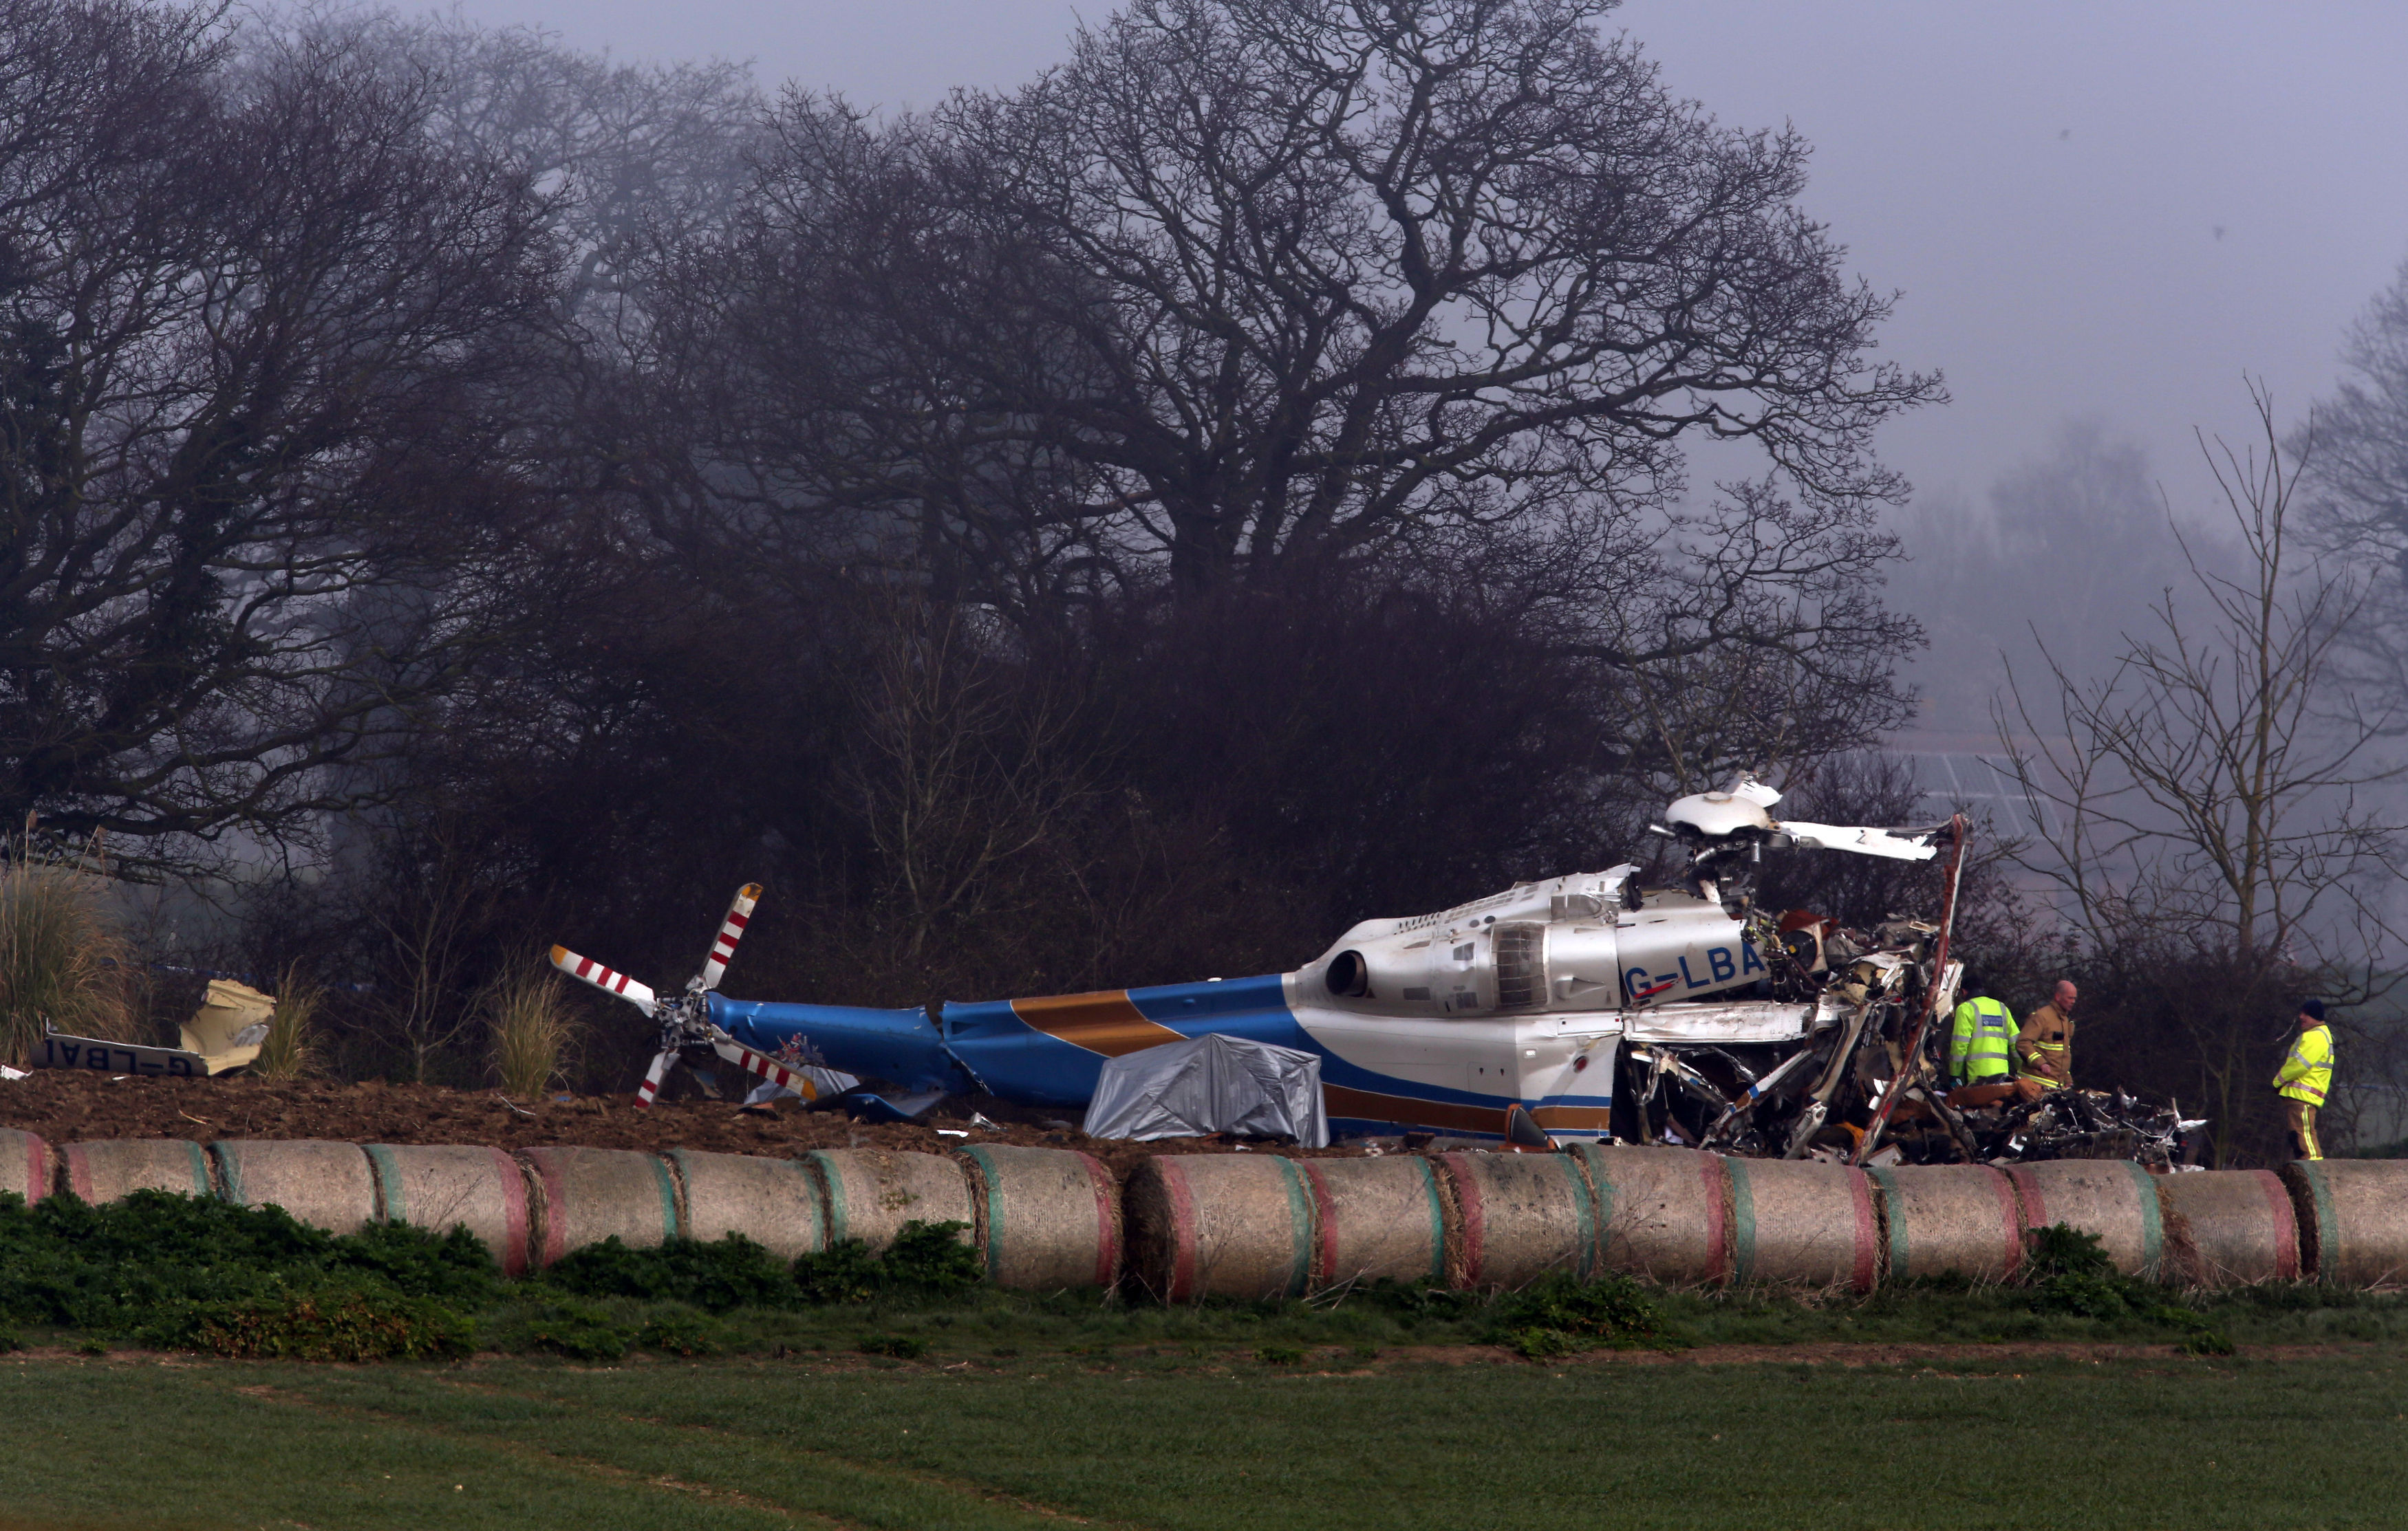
2273, 999, 2333, 1161
1945, 973, 2017, 1089
2016, 980, 2078, 1090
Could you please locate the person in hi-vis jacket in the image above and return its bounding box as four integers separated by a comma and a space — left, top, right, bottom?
2273, 999, 2334, 1162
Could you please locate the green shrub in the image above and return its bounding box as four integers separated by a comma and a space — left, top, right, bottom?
330, 1220, 502, 1303
1500, 1325, 1578, 1360
0, 1189, 496, 1354
1487, 1272, 1665, 1354
858, 1333, 927, 1359
794, 1221, 980, 1305
2180, 1327, 2237, 1356
0, 1190, 333, 1334
190, 1282, 473, 1362
2018, 1221, 2222, 1340
250, 964, 321, 1082
544, 1234, 795, 1312
1359, 1278, 1476, 1321
1255, 1343, 1307, 1365
2023, 1222, 2117, 1281
637, 1306, 729, 1357
486, 961, 575, 1098
495, 1299, 630, 1361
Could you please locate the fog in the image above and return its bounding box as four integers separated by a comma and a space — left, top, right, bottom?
420, 0, 2407, 743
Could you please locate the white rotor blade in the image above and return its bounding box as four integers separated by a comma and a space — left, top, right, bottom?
696, 883, 762, 990
633, 1047, 678, 1109
550, 944, 658, 1015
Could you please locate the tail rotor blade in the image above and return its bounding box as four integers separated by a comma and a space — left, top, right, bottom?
707, 1032, 858, 1105
696, 883, 762, 991
551, 945, 658, 1016
633, 1047, 678, 1109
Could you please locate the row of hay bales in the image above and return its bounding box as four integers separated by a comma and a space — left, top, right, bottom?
3, 1126, 2402, 1294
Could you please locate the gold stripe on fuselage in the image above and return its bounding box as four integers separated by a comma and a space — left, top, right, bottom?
1010, 990, 1188, 1057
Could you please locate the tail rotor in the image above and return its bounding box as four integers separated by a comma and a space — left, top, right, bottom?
549, 885, 768, 1108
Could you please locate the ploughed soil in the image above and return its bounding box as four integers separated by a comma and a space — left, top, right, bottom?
0, 1070, 1395, 1174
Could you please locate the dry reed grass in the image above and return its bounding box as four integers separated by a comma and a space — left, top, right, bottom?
0, 831, 133, 1064
486, 959, 575, 1097
251, 963, 321, 1080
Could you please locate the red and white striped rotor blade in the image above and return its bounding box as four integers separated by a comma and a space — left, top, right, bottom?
707, 1033, 857, 1105
550, 944, 658, 1016
632, 1047, 678, 1109
696, 883, 762, 990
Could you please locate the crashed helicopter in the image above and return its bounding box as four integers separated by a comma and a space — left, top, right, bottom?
551, 776, 2200, 1167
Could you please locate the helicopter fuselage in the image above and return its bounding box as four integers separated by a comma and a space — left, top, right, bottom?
710, 867, 1846, 1140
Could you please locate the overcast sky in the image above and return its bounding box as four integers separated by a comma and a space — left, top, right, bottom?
433, 0, 2408, 521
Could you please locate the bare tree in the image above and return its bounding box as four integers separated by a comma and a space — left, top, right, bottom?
316, 10, 768, 328
0, 5, 561, 869
839, 594, 1094, 970
669, 0, 1938, 605
1998, 384, 2403, 1160
2300, 253, 2408, 723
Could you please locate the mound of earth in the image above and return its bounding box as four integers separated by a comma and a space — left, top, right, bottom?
0, 1071, 1384, 1175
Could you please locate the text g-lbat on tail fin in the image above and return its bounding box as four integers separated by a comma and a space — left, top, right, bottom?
539, 777, 2149, 1172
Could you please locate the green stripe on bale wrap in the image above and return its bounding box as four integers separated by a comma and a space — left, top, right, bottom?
955, 1144, 1119, 1290
520, 1146, 682, 1267
2006, 1159, 2164, 1279
363, 1143, 533, 1277
1571, 1144, 1732, 1285
208, 1140, 379, 1235
1123, 1153, 1317, 1303
2156, 1169, 2300, 1287
2279, 1160, 2408, 1288
1438, 1150, 1598, 1292
801, 1149, 974, 1256
1298, 1154, 1448, 1291
1868, 1164, 2023, 1283
1726, 1158, 1878, 1291
669, 1150, 828, 1263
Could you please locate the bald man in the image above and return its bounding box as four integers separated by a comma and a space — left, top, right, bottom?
2017, 980, 2078, 1090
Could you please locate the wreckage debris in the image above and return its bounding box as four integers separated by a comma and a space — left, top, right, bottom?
28, 979, 280, 1080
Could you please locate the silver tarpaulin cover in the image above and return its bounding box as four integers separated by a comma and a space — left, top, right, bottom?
1082, 1033, 1329, 1147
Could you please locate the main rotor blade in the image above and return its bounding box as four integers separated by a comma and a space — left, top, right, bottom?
551, 945, 658, 1016
696, 883, 762, 991
633, 1047, 678, 1109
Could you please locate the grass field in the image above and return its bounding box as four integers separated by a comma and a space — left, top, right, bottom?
4, 1340, 2405, 1531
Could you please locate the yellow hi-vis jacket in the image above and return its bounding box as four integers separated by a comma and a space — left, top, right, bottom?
2275, 1023, 2333, 1106
1947, 996, 2016, 1085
